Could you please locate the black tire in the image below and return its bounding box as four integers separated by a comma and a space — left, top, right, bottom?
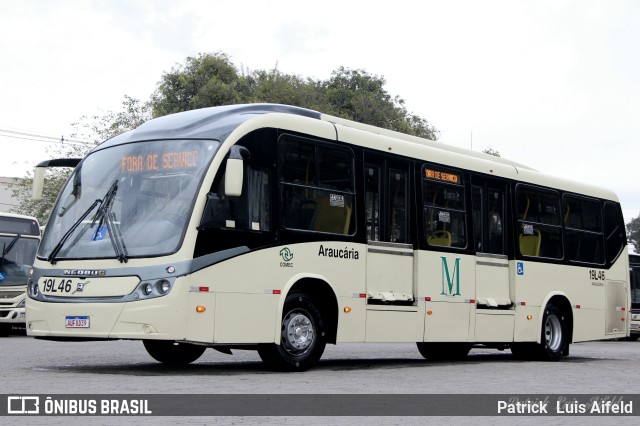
537, 303, 567, 361
143, 340, 206, 365
416, 342, 471, 361
257, 293, 326, 371
627, 334, 640, 341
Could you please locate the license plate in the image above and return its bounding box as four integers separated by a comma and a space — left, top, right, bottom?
65, 316, 90, 328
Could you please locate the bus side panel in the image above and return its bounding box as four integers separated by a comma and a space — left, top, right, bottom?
336, 296, 366, 343
424, 302, 472, 342
186, 291, 216, 343
475, 311, 514, 342
365, 308, 423, 342
572, 308, 605, 342
214, 293, 279, 344
513, 304, 540, 342
416, 251, 475, 342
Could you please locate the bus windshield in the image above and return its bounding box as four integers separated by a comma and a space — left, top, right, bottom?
38, 139, 220, 261
0, 236, 38, 285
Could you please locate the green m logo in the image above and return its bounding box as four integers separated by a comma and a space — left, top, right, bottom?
440, 256, 461, 296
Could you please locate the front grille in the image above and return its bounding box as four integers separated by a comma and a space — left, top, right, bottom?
0, 291, 23, 299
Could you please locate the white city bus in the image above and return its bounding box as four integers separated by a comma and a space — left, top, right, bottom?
1, 212, 40, 336
27, 104, 629, 370
630, 254, 640, 340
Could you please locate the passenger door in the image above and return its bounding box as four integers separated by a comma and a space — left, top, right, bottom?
472, 179, 512, 308
364, 156, 414, 303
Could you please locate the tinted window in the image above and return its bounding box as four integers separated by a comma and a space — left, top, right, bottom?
563, 195, 604, 264
516, 186, 562, 258
423, 166, 467, 248
279, 136, 355, 235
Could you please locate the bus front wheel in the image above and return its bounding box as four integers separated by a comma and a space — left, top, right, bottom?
143, 340, 206, 365
257, 292, 326, 372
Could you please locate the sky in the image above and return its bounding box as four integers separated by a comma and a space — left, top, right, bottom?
1, 0, 638, 224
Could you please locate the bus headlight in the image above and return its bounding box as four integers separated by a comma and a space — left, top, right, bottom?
28, 280, 39, 298
157, 279, 171, 294
134, 278, 174, 300
143, 283, 154, 295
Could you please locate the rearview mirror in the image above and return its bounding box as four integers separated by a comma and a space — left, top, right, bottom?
224, 145, 250, 197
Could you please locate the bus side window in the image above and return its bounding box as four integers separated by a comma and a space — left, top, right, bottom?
516, 186, 562, 259
423, 170, 466, 249
279, 136, 355, 235
202, 166, 271, 232
562, 195, 604, 264
604, 202, 626, 263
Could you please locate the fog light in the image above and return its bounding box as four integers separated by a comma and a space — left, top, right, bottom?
143, 283, 153, 295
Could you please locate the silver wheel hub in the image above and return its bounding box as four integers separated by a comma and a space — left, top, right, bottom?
283, 312, 314, 354
544, 314, 562, 352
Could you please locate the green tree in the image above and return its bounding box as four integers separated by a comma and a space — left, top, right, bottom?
10, 96, 151, 224
150, 53, 437, 139
151, 52, 241, 117
627, 214, 640, 253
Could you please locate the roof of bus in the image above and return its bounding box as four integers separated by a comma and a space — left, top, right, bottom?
96, 103, 619, 202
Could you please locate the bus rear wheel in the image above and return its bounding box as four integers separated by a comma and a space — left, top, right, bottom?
257, 292, 326, 372
416, 342, 471, 361
143, 340, 206, 365
537, 303, 567, 361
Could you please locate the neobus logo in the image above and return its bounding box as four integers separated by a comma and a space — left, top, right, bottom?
440, 256, 461, 296
63, 269, 107, 277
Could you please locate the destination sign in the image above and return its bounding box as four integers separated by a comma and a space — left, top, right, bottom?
424, 168, 461, 184
121, 150, 199, 173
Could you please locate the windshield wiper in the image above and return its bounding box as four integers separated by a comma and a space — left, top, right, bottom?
48, 199, 101, 264
47, 179, 129, 264
90, 179, 128, 263
1, 234, 21, 265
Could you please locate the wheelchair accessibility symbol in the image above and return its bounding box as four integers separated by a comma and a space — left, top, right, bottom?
517, 262, 524, 276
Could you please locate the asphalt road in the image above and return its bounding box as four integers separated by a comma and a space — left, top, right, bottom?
1, 332, 639, 425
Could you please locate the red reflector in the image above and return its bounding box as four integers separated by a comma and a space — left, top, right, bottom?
575, 305, 581, 309
621, 307, 626, 311
469, 299, 475, 304
199, 286, 209, 292
273, 290, 281, 295
359, 293, 367, 298
520, 302, 526, 306
425, 297, 431, 302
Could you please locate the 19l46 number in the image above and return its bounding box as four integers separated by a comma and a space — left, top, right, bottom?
43, 278, 73, 293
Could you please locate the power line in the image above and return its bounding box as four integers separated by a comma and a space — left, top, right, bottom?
0, 127, 93, 146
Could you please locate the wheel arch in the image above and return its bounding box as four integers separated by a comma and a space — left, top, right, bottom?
537, 292, 574, 345
279, 274, 339, 345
